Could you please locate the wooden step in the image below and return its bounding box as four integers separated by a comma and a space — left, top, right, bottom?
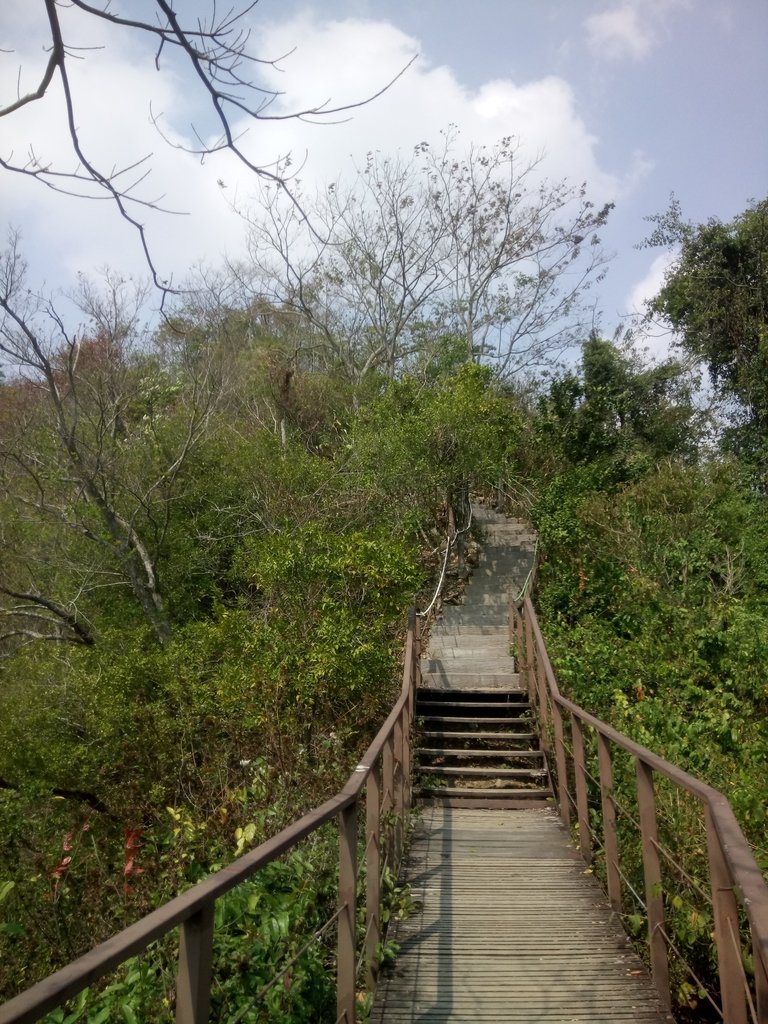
421, 730, 538, 742
417, 786, 551, 799
417, 748, 545, 759
417, 700, 528, 710
419, 715, 532, 727
423, 765, 548, 778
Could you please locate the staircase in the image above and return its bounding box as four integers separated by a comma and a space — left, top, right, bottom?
416, 507, 553, 808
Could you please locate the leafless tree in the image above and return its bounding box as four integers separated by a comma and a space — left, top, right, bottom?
0, 233, 219, 644
239, 134, 613, 381
0, 1, 412, 295
240, 151, 449, 382
423, 133, 613, 374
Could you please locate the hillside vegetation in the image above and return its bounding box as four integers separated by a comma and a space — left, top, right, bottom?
0, 179, 766, 1019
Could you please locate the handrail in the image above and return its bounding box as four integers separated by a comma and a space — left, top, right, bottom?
513, 592, 768, 1024
0, 608, 422, 1024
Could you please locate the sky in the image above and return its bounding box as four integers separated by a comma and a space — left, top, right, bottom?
1, 0, 767, 359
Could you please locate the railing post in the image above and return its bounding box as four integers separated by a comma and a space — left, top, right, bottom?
176, 903, 214, 1024
381, 732, 394, 869
552, 699, 570, 829
636, 759, 671, 1011
597, 732, 621, 913
523, 611, 534, 699
401, 702, 411, 819
535, 646, 549, 733
393, 715, 404, 863
513, 601, 524, 670
755, 935, 768, 1024
337, 800, 357, 1024
365, 767, 381, 990
571, 715, 592, 864
705, 806, 748, 1024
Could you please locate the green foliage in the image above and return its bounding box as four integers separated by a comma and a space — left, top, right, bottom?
650, 196, 768, 461
349, 363, 523, 523
38, 835, 338, 1024
530, 455, 768, 1008
536, 334, 699, 479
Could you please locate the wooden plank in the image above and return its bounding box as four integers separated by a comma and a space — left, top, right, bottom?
370, 806, 672, 1024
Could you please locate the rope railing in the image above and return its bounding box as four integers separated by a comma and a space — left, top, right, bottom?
514, 590, 768, 1024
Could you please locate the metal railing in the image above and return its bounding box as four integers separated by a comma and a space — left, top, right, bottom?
513, 593, 768, 1024
0, 609, 421, 1024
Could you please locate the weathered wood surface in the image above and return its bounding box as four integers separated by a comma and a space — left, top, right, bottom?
371, 805, 672, 1023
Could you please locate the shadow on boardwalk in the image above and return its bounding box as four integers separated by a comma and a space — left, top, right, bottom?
371, 805, 673, 1023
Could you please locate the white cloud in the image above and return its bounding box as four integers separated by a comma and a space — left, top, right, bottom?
587, 6, 654, 60
1, 8, 645, 295
586, 0, 691, 61
626, 251, 677, 360
627, 251, 675, 314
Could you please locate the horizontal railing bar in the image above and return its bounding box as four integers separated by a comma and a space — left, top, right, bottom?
0, 790, 352, 1024
522, 594, 768, 975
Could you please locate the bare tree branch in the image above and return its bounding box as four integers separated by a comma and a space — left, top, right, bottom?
0, 2, 415, 296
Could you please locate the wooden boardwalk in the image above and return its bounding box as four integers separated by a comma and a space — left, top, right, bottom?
372, 509, 671, 1023
371, 805, 672, 1023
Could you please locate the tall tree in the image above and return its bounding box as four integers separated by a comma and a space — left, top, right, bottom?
649, 197, 768, 451
239, 134, 612, 382
423, 134, 612, 373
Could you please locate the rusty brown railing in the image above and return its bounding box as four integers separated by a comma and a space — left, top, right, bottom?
0, 609, 421, 1024
513, 593, 768, 1024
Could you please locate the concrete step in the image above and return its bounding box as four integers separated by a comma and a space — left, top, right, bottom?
435, 613, 509, 624
426, 640, 510, 651
422, 659, 514, 674
430, 623, 509, 635
421, 672, 520, 688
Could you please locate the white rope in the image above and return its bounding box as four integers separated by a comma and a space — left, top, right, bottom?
418, 529, 453, 619
514, 537, 539, 603
418, 492, 473, 619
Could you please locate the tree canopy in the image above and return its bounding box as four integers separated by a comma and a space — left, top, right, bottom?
650, 196, 768, 458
